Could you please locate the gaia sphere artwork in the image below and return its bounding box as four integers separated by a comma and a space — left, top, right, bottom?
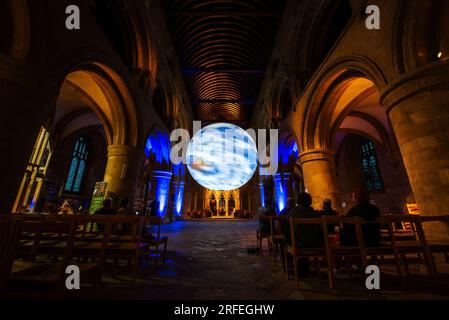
186, 123, 258, 191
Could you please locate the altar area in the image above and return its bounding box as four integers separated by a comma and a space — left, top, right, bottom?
204, 189, 240, 218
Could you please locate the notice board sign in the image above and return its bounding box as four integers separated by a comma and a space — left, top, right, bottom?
407, 203, 420, 215
89, 181, 108, 214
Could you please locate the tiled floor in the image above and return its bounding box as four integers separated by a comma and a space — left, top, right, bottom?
3, 220, 449, 300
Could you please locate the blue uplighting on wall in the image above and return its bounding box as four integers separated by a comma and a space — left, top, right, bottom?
273, 173, 288, 214
153, 170, 172, 217
172, 164, 185, 217
173, 181, 185, 217
280, 141, 299, 166
259, 182, 265, 208
145, 131, 170, 165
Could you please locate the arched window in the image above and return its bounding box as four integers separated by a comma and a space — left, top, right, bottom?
14, 127, 52, 213
65, 137, 88, 193
361, 139, 383, 192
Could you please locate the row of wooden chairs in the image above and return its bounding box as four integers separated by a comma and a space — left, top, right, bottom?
0, 214, 168, 292
260, 214, 449, 289
189, 211, 212, 219
234, 210, 256, 219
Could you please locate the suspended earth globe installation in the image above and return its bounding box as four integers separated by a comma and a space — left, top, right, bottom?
186, 123, 258, 191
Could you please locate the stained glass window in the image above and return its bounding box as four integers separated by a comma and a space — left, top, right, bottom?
65, 137, 88, 193
361, 139, 384, 192
14, 127, 52, 213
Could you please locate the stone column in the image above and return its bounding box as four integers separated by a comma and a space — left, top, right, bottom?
259, 175, 274, 207
299, 149, 341, 211
0, 56, 58, 213
381, 63, 449, 236
258, 181, 266, 207
103, 145, 144, 209
273, 172, 292, 213
152, 170, 173, 217
172, 181, 185, 217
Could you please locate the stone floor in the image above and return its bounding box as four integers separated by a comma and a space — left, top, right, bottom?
4, 220, 449, 300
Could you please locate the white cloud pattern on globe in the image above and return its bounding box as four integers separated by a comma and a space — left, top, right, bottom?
186, 123, 258, 191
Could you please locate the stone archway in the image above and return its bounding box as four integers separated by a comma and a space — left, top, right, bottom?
296, 56, 407, 211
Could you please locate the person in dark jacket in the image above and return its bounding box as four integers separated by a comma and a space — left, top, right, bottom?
341, 190, 381, 247
285, 193, 324, 248
319, 198, 339, 234
284, 193, 323, 278
279, 197, 295, 216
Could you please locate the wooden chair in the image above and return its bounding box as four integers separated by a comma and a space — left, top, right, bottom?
388, 215, 436, 282
418, 215, 449, 275
104, 216, 149, 284
257, 216, 271, 256
268, 215, 288, 267
285, 217, 330, 289
2, 220, 76, 290
0, 216, 13, 258
12, 214, 45, 221
322, 216, 368, 289
357, 216, 403, 283
144, 216, 168, 269
0, 216, 18, 289
69, 215, 109, 285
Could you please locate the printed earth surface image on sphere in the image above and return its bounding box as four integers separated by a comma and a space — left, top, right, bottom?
186, 123, 258, 191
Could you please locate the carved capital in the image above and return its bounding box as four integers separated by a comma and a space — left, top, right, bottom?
380, 62, 449, 113
298, 149, 335, 165
107, 145, 144, 161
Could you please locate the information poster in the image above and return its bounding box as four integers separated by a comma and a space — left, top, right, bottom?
89, 181, 108, 214
407, 203, 420, 215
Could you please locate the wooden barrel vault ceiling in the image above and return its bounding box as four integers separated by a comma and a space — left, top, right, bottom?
163, 0, 286, 126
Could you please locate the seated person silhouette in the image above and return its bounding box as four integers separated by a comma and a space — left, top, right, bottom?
319, 198, 339, 234
340, 190, 381, 247
284, 193, 324, 248
284, 193, 323, 278
94, 198, 116, 231
257, 197, 276, 235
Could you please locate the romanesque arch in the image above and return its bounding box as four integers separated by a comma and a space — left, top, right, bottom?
301, 55, 388, 152
297, 55, 412, 212
54, 58, 141, 148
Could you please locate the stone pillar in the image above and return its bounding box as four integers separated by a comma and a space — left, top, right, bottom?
273, 172, 292, 213
258, 181, 265, 207
382, 63, 449, 236
299, 150, 341, 211
259, 175, 274, 207
152, 170, 173, 217
0, 56, 58, 213
172, 181, 185, 217
103, 145, 144, 209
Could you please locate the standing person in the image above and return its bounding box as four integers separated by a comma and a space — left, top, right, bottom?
340, 190, 381, 247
